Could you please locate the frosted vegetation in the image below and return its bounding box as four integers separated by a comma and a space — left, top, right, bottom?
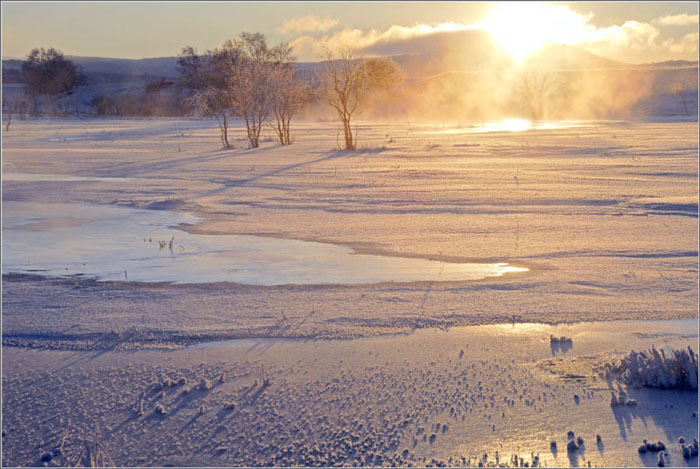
604, 346, 698, 390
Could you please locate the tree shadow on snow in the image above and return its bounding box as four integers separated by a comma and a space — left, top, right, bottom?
198, 151, 352, 198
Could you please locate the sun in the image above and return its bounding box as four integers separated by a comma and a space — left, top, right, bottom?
482, 2, 591, 64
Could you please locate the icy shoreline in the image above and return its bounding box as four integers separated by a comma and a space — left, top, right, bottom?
3, 271, 698, 350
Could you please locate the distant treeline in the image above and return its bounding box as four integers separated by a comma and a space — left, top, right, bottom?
2, 34, 403, 150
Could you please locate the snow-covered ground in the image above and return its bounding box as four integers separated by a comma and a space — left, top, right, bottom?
2, 118, 697, 343
2, 118, 698, 466
2, 320, 697, 466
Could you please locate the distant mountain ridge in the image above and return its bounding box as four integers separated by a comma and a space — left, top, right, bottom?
2, 44, 696, 120
641, 60, 699, 69
3, 44, 697, 84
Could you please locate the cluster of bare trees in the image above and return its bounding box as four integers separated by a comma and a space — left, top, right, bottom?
178, 34, 404, 150
179, 33, 311, 148
4, 37, 405, 149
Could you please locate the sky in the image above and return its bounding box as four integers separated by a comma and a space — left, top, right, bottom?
2, 1, 698, 64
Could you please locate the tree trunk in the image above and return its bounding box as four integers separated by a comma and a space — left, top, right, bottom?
243, 113, 256, 148
343, 117, 353, 150
30, 94, 39, 117
273, 109, 285, 145
284, 116, 292, 145
679, 92, 689, 116
222, 114, 230, 148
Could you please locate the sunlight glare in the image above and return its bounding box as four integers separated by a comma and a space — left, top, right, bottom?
483, 2, 592, 64
485, 119, 532, 132
496, 263, 529, 275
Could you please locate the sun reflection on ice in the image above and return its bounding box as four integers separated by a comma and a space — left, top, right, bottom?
495, 263, 529, 275
431, 119, 583, 135
486, 119, 532, 132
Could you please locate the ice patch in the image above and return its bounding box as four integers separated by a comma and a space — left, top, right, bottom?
2, 202, 528, 285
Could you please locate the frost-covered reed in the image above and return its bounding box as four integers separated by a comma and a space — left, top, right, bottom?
606, 346, 698, 389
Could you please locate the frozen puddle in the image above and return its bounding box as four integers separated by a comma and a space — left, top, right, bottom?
2, 202, 527, 285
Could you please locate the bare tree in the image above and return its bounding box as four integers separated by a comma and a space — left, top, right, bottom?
517, 70, 555, 121
362, 57, 405, 99
176, 46, 209, 115
317, 47, 368, 150
269, 67, 311, 145
2, 95, 30, 130
267, 44, 311, 145
3, 96, 13, 131
318, 48, 403, 150
187, 87, 232, 148
675, 74, 698, 117
21, 47, 82, 116
212, 33, 298, 149
222, 34, 276, 149
176, 46, 208, 92
177, 45, 233, 146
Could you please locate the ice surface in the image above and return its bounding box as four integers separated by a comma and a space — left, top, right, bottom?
2, 201, 527, 285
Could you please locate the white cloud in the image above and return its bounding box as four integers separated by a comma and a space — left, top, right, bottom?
290, 22, 480, 59
654, 14, 699, 26
583, 21, 660, 50
289, 5, 699, 63
580, 20, 699, 63
278, 16, 340, 35
665, 32, 699, 56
